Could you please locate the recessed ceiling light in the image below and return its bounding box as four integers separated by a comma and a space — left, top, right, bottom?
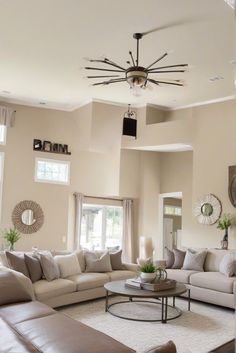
229, 59, 236, 65
39, 102, 46, 105
209, 75, 224, 82
1, 90, 11, 94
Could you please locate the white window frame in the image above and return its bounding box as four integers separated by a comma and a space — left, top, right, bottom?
35, 157, 70, 185
0, 126, 7, 145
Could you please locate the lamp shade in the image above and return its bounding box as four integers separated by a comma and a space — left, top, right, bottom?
122, 117, 137, 138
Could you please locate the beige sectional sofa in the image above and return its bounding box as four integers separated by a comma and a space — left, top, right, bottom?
0, 250, 138, 308
166, 249, 236, 309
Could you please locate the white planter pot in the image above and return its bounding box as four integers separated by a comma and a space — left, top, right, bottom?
140, 272, 156, 283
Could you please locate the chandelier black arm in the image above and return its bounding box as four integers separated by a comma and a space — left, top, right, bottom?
87, 75, 121, 78
85, 67, 124, 73
149, 70, 186, 73
148, 64, 188, 72
92, 78, 127, 86
89, 59, 126, 71
148, 78, 184, 86
146, 52, 168, 70
129, 51, 136, 66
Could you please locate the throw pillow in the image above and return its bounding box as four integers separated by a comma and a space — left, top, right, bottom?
5, 252, 30, 278
182, 249, 207, 271
39, 253, 60, 281
164, 247, 175, 268
172, 248, 186, 269
24, 254, 43, 283
110, 250, 125, 270
0, 270, 32, 305
85, 251, 112, 272
219, 253, 236, 277
144, 341, 177, 353
54, 253, 81, 278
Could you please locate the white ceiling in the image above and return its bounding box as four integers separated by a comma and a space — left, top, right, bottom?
0, 0, 235, 110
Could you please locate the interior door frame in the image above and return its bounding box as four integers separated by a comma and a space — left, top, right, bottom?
157, 191, 182, 259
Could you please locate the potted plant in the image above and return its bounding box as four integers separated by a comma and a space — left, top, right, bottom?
139, 262, 157, 282
217, 213, 233, 249
2, 227, 21, 251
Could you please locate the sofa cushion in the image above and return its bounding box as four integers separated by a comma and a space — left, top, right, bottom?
182, 249, 207, 272
110, 250, 125, 270
0, 301, 55, 325
33, 278, 76, 301
54, 253, 81, 278
15, 312, 135, 353
164, 247, 175, 268
204, 249, 236, 272
0, 270, 32, 305
0, 318, 39, 353
24, 254, 43, 283
85, 251, 112, 272
166, 269, 199, 284
107, 270, 136, 281
190, 272, 236, 294
67, 272, 109, 291
144, 341, 177, 353
6, 251, 30, 278
219, 253, 236, 277
172, 248, 186, 269
39, 253, 60, 281
0, 251, 9, 267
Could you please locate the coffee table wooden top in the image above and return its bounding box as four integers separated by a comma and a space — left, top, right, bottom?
104, 280, 187, 298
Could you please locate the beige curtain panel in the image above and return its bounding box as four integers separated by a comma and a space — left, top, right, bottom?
122, 199, 133, 263
0, 106, 15, 127
73, 192, 84, 250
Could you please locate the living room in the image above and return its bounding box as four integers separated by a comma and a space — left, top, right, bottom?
0, 1, 235, 353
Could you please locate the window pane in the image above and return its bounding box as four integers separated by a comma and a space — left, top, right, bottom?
80, 205, 103, 250
164, 205, 182, 216
0, 126, 6, 144
80, 204, 123, 251
35, 158, 70, 185
105, 206, 123, 249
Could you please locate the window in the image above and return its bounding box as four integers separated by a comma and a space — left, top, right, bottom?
80, 203, 123, 250
0, 126, 6, 145
164, 205, 182, 216
35, 158, 70, 185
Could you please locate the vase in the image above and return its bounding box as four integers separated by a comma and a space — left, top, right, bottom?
9, 244, 14, 251
140, 272, 156, 283
221, 229, 228, 250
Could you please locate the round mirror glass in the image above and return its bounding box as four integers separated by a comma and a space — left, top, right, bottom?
21, 209, 36, 226
201, 203, 213, 217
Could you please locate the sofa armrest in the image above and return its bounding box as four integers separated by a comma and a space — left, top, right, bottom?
122, 262, 139, 272
0, 266, 35, 300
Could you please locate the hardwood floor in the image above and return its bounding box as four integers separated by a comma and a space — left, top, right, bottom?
210, 339, 235, 353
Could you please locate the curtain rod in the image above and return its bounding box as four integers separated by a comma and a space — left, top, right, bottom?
73, 193, 133, 202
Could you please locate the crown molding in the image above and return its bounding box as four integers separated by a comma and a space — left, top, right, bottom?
170, 95, 236, 111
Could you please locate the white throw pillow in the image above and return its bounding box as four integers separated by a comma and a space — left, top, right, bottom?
219, 253, 236, 277
54, 253, 81, 278
182, 249, 207, 271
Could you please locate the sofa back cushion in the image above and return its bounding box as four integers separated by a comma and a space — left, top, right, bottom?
110, 250, 125, 270
0, 251, 9, 267
219, 253, 236, 277
24, 254, 43, 283
39, 253, 60, 281
51, 250, 86, 272
54, 253, 81, 278
182, 249, 207, 271
85, 251, 112, 272
204, 249, 236, 272
5, 252, 30, 278
0, 269, 32, 305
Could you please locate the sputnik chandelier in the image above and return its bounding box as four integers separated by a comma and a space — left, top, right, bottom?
84, 32, 188, 91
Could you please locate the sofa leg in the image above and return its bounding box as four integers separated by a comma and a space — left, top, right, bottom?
188, 289, 191, 311
105, 290, 108, 312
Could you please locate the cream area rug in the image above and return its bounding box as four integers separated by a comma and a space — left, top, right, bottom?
59, 297, 235, 353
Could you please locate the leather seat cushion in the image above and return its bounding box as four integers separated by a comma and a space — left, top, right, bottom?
107, 270, 136, 281
190, 272, 236, 293
0, 318, 39, 352
166, 269, 199, 284
67, 272, 109, 291
15, 312, 135, 353
33, 279, 76, 300
0, 301, 55, 325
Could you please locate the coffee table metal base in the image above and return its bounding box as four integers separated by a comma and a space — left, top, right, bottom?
105, 289, 190, 323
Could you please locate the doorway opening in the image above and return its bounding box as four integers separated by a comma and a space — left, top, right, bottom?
157, 192, 182, 259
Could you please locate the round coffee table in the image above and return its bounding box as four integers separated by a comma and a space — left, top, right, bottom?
104, 280, 190, 323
